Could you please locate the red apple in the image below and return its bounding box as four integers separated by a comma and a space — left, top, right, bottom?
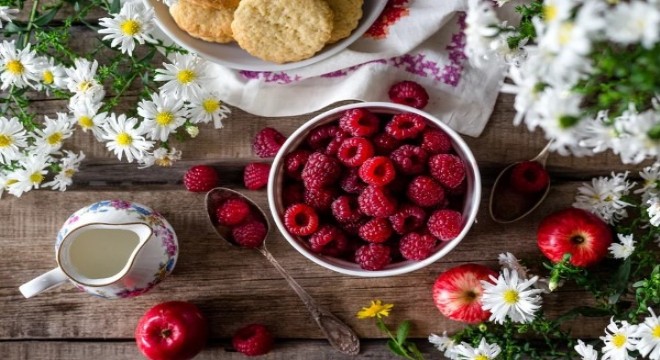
537, 207, 612, 268
432, 264, 498, 324
135, 301, 209, 360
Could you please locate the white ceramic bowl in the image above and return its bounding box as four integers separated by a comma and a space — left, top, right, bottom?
267, 102, 482, 277
147, 0, 387, 71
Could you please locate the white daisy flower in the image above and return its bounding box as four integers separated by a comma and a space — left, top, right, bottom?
634, 308, 660, 360
497, 252, 552, 292
451, 338, 501, 360
600, 318, 638, 360
577, 111, 621, 156
137, 92, 188, 142
573, 172, 634, 225
574, 339, 599, 360
614, 106, 660, 164
608, 233, 635, 260
69, 99, 107, 140
44, 150, 85, 191
605, 1, 660, 49
65, 58, 105, 105
464, 0, 503, 68
98, 2, 157, 56
137, 146, 181, 169
32, 113, 75, 154
0, 6, 19, 28
187, 90, 231, 128
481, 268, 543, 324
0, 116, 27, 163
0, 40, 40, 90
636, 163, 660, 195
647, 197, 660, 227
429, 332, 456, 358
36, 56, 67, 91
541, 0, 574, 25
500, 64, 542, 127
154, 53, 212, 100
100, 113, 153, 163
7, 154, 51, 197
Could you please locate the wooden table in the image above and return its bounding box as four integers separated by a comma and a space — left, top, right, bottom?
0, 9, 642, 360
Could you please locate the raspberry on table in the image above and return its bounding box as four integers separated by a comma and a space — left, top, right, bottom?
331, 195, 363, 223
509, 161, 549, 194
231, 220, 267, 248
243, 163, 271, 190
389, 204, 427, 235
385, 113, 426, 140
340, 168, 367, 194
301, 152, 342, 189
309, 225, 348, 256
358, 156, 396, 186
358, 217, 393, 243
282, 182, 305, 207
372, 132, 402, 155
399, 232, 437, 260
216, 197, 251, 226
284, 203, 319, 236
429, 154, 466, 189
407, 175, 445, 208
253, 127, 286, 158
421, 128, 453, 154
183, 165, 219, 192
232, 324, 274, 357
284, 149, 312, 180
390, 145, 428, 175
388, 80, 429, 109
355, 243, 392, 271
306, 124, 342, 150
358, 185, 398, 217
338, 108, 380, 137
337, 137, 375, 167
428, 209, 463, 242
304, 186, 337, 211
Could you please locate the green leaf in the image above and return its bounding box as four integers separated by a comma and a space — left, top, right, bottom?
396, 320, 410, 345
110, 0, 121, 14
609, 257, 632, 304
4, 22, 24, 33
387, 339, 407, 357
34, 7, 60, 27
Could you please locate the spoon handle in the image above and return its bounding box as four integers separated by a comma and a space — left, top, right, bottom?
257, 247, 361, 356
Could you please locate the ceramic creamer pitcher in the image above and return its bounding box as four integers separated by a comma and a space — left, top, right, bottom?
19, 200, 178, 299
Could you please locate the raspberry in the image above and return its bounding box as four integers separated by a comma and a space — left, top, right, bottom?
390, 145, 428, 175
183, 165, 219, 192
421, 128, 453, 154
284, 149, 312, 180
253, 127, 286, 158
358, 156, 396, 186
231, 220, 267, 248
306, 124, 341, 150
429, 154, 466, 189
358, 218, 393, 243
232, 324, 274, 357
337, 137, 375, 167
428, 209, 463, 242
372, 132, 402, 154
340, 168, 367, 194
216, 197, 251, 226
358, 185, 398, 217
309, 225, 349, 256
389, 204, 427, 235
341, 219, 366, 236
302, 152, 342, 189
324, 130, 350, 156
331, 195, 363, 223
509, 161, 549, 194
284, 203, 319, 236
243, 163, 271, 190
338, 108, 380, 137
304, 186, 337, 211
407, 176, 445, 208
282, 182, 305, 207
388, 81, 430, 109
399, 232, 437, 260
355, 243, 392, 271
385, 113, 426, 140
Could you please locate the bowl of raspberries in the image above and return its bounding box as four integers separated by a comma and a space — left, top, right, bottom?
267, 102, 481, 276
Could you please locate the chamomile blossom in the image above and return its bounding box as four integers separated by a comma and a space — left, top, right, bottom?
137, 147, 181, 169
429, 332, 456, 358
7, 154, 51, 197
532, 88, 591, 156
614, 106, 660, 164
605, 1, 660, 49
154, 53, 212, 100
464, 0, 502, 68
65, 58, 105, 105
33, 113, 75, 154
36, 56, 67, 91
0, 116, 27, 163
70, 99, 108, 140
137, 92, 188, 142
636, 163, 660, 197
187, 91, 231, 128
608, 233, 636, 260
574, 339, 599, 360
541, 0, 574, 25
100, 113, 153, 163
0, 40, 40, 90
481, 268, 543, 324
98, 2, 157, 56
573, 172, 634, 225
451, 338, 501, 360
44, 150, 85, 191
647, 197, 660, 227
600, 318, 638, 360
578, 111, 621, 156
634, 308, 660, 360
0, 6, 19, 28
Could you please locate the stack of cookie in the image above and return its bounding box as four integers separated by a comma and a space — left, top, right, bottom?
170, 0, 364, 64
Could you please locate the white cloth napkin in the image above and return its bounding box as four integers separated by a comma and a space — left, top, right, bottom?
206, 0, 509, 137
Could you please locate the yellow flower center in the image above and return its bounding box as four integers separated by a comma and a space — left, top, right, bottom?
156, 157, 172, 167
78, 116, 94, 129
29, 172, 44, 184
47, 132, 63, 145
652, 325, 660, 338
116, 132, 133, 146
202, 98, 219, 113
42, 70, 54, 85
612, 333, 627, 348
176, 69, 195, 84
0, 134, 12, 147
543, 4, 557, 22
64, 168, 76, 177
6, 59, 25, 75
120, 19, 141, 36
558, 22, 574, 45
503, 289, 520, 304
155, 112, 174, 126
78, 80, 93, 92
475, 355, 489, 360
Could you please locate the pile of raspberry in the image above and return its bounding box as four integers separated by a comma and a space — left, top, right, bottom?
280, 108, 468, 271
214, 196, 268, 248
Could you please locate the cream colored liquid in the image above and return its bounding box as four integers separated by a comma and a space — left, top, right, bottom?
69, 229, 140, 279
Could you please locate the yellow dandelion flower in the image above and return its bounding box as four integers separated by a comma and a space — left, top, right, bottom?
356, 300, 393, 319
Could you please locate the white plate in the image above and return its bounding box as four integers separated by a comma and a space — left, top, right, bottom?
147, 0, 387, 72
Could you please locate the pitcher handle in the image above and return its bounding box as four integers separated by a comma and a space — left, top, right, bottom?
19, 268, 68, 298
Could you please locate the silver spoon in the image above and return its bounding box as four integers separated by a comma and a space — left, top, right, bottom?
205, 187, 360, 356
489, 141, 553, 223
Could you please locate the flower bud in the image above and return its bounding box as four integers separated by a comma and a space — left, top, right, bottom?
186, 125, 199, 138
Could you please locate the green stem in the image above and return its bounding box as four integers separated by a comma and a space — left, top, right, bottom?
22, 0, 40, 48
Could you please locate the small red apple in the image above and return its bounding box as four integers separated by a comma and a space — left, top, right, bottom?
432, 264, 498, 324
537, 207, 612, 268
135, 301, 209, 360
